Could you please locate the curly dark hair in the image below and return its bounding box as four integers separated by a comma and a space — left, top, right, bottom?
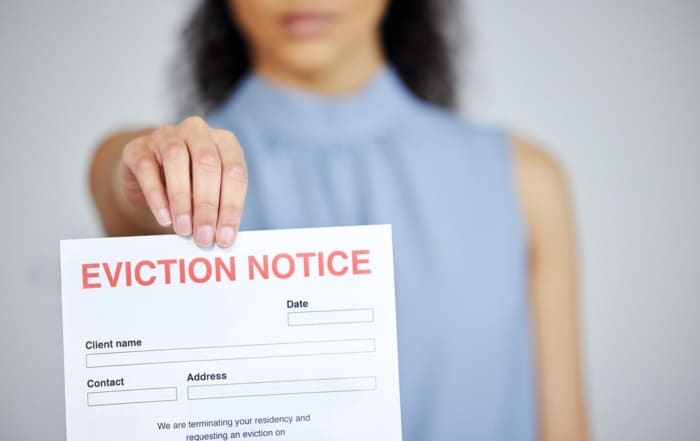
180, 0, 461, 114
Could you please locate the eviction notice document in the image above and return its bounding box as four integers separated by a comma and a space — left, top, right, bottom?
60, 225, 401, 441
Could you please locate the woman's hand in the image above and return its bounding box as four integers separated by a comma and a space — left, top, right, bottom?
116, 116, 247, 248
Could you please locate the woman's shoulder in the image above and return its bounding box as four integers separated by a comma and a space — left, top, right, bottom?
511, 133, 568, 185
406, 101, 573, 235
511, 132, 573, 250
407, 100, 566, 176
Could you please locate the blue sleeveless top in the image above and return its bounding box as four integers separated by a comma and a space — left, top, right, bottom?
206, 66, 536, 440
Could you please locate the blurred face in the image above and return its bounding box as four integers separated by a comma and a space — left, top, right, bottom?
229, 0, 389, 78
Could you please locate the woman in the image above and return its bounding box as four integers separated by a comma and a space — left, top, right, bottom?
90, 0, 587, 439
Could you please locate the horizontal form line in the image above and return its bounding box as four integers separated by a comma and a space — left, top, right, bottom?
86, 338, 375, 368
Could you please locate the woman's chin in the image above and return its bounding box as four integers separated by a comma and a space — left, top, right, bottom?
273, 44, 346, 78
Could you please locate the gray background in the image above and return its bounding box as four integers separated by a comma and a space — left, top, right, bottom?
1, 1, 698, 439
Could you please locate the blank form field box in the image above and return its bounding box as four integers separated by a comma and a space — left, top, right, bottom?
188, 376, 377, 400
87, 387, 177, 406
288, 308, 374, 326
86, 338, 375, 368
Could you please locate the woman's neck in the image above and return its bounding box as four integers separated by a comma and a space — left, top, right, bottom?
252, 39, 386, 96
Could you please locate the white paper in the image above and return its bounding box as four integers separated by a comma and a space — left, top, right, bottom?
60, 225, 402, 441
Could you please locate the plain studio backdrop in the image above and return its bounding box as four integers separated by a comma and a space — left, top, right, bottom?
0, 1, 698, 439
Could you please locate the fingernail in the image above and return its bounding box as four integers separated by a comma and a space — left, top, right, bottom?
195, 225, 214, 247
175, 214, 192, 236
157, 209, 172, 226
217, 227, 235, 247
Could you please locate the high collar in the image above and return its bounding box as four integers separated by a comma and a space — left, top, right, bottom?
220, 65, 417, 141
